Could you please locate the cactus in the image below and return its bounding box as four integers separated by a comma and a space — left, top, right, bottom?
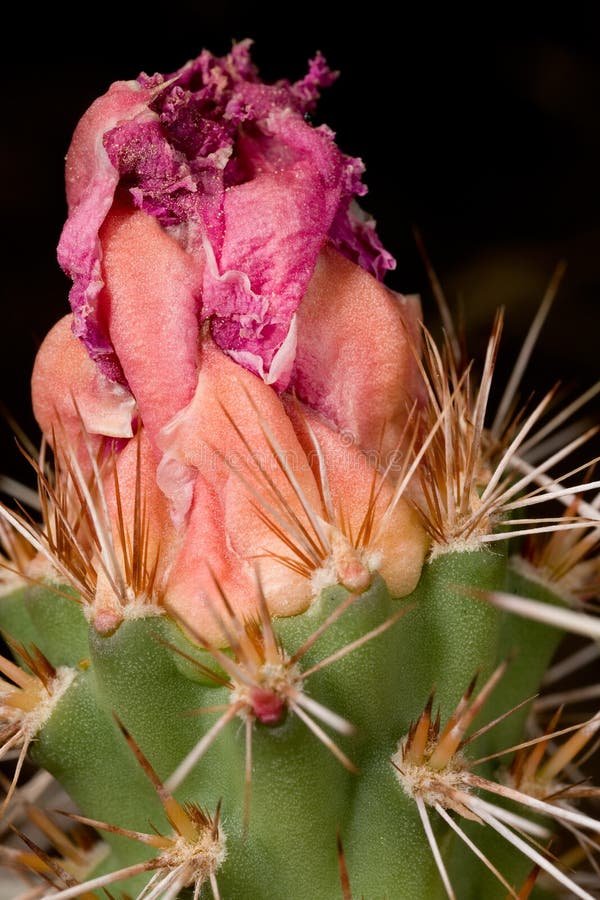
1, 41, 600, 899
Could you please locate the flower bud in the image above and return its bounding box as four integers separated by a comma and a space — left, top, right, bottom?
32, 42, 428, 642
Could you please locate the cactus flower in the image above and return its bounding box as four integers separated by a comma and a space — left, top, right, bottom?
32, 41, 428, 639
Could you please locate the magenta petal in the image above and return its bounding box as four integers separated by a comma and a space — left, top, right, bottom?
289, 51, 339, 112
57, 79, 156, 380
204, 115, 344, 386
329, 199, 397, 281
57, 41, 396, 398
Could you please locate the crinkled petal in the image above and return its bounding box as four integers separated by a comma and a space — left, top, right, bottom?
57, 80, 157, 380
204, 113, 344, 386
288, 51, 339, 112
329, 199, 397, 281
57, 42, 394, 390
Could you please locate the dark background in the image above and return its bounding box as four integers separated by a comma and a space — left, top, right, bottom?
2, 5, 599, 483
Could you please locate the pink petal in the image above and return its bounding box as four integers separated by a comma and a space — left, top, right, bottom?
204, 114, 345, 386
58, 80, 157, 381
165, 473, 257, 646
100, 203, 204, 447
64, 80, 153, 211
31, 314, 134, 454
159, 339, 320, 628
290, 244, 424, 461
288, 405, 429, 597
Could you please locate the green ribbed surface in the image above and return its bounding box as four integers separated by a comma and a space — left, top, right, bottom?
0, 547, 567, 898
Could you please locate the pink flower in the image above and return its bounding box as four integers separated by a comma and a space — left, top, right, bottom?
32, 43, 428, 641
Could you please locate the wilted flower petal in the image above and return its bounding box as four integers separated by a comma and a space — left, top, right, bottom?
57, 41, 395, 393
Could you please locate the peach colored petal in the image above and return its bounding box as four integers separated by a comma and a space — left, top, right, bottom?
90, 431, 178, 632
31, 314, 134, 451
165, 473, 256, 646
291, 244, 424, 463
158, 337, 320, 499
160, 339, 321, 629
101, 204, 204, 446
105, 429, 176, 573
287, 403, 429, 597
223, 475, 313, 618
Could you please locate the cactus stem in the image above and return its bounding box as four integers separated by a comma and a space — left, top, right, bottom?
300, 602, 410, 678
49, 721, 227, 900
393, 666, 600, 898
164, 702, 244, 795
0, 641, 76, 813
164, 576, 374, 802
289, 701, 357, 772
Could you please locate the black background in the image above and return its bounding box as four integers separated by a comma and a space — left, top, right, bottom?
2, 5, 599, 483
